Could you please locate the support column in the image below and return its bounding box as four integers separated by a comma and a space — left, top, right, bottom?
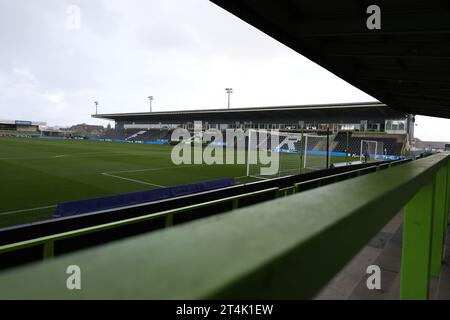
444, 159, 450, 260
400, 179, 434, 300
430, 166, 447, 277
446, 159, 450, 227
43, 241, 54, 260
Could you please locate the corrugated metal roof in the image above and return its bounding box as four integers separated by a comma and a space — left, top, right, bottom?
211, 0, 450, 118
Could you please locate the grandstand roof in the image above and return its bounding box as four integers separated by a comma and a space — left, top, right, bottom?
0, 119, 46, 126
210, 0, 450, 119
93, 102, 407, 123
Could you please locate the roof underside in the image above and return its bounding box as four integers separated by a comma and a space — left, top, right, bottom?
211, 0, 450, 118
94, 102, 407, 123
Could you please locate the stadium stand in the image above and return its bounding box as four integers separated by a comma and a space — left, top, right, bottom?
100, 129, 140, 140
0, 119, 73, 138
1, 0, 449, 300
333, 132, 406, 156
126, 129, 172, 142
0, 158, 410, 270
99, 128, 171, 142
92, 102, 411, 157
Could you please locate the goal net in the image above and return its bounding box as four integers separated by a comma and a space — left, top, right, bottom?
360, 140, 383, 162
303, 134, 334, 171
246, 130, 303, 179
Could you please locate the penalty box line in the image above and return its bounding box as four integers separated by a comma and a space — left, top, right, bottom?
101, 173, 166, 188
0, 205, 57, 216
105, 164, 202, 175
100, 164, 204, 188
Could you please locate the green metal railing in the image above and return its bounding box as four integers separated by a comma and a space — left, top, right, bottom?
0, 159, 405, 264
0, 187, 279, 261
295, 159, 407, 192
0, 154, 448, 299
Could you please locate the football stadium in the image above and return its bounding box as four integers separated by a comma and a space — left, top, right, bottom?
0, 0, 450, 304
0, 102, 410, 228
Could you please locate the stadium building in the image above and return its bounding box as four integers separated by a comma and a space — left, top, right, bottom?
0, 119, 45, 134
1, 1, 449, 302
0, 119, 73, 138
93, 101, 414, 157
94, 101, 413, 135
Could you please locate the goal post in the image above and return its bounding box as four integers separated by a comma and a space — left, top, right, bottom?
246, 130, 338, 179
246, 130, 303, 179
360, 140, 383, 162
303, 133, 334, 171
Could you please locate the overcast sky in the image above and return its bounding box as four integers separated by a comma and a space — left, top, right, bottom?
0, 0, 449, 141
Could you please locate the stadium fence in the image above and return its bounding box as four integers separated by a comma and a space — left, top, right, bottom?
0, 158, 412, 270
0, 152, 446, 299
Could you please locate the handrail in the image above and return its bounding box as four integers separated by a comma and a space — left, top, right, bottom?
0, 187, 279, 259
0, 159, 412, 267
0, 160, 405, 254
295, 165, 378, 190
0, 153, 447, 299
0, 158, 407, 247
278, 186, 296, 197
295, 159, 410, 191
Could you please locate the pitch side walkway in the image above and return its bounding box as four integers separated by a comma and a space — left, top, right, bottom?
316, 211, 450, 300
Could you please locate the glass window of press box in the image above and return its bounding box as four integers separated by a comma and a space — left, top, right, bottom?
385, 119, 407, 133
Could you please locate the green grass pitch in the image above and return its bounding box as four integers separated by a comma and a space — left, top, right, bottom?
0, 137, 346, 228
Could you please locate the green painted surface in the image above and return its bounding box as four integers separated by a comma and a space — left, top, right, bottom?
43, 241, 54, 260
0, 188, 279, 257
430, 166, 447, 277
400, 180, 434, 300
446, 161, 450, 229
0, 153, 447, 299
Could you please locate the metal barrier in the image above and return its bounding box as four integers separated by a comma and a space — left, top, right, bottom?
0, 158, 404, 247
0, 160, 407, 261
278, 186, 296, 197
277, 160, 410, 196
0, 187, 279, 261
295, 159, 409, 192
0, 155, 446, 299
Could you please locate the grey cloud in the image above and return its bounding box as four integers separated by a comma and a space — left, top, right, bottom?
8, 0, 447, 141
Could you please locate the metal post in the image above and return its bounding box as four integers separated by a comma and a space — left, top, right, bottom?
375, 142, 378, 160
400, 179, 434, 299
431, 166, 447, 277
246, 129, 252, 177
232, 198, 239, 210
43, 241, 54, 260
299, 129, 304, 174
165, 214, 173, 228
326, 128, 330, 169
444, 159, 450, 260
148, 96, 153, 112
346, 131, 349, 164
303, 134, 308, 170
446, 159, 450, 226
225, 88, 233, 109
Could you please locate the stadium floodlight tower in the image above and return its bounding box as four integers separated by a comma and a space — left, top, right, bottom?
148, 96, 154, 112
94, 101, 99, 115
225, 88, 233, 109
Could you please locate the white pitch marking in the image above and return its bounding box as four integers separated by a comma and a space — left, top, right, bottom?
105, 164, 202, 175
101, 173, 166, 188
0, 151, 129, 161
0, 155, 59, 160
0, 205, 57, 216
247, 175, 270, 180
